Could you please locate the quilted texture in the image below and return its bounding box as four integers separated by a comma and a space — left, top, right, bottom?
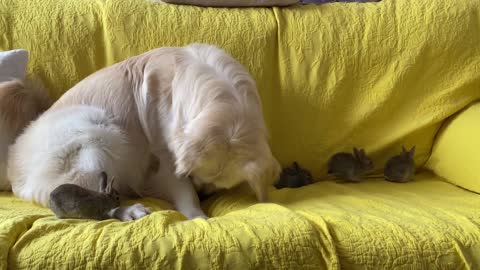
0, 0, 480, 268
270, 1, 480, 175
1, 172, 480, 269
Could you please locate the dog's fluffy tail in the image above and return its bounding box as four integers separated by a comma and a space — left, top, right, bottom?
7, 105, 128, 206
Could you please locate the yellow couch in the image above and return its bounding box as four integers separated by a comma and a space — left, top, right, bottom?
1, 0, 479, 269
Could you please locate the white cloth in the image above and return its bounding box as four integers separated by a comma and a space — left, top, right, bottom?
0, 49, 29, 83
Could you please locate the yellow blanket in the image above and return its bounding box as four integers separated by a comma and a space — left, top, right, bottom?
1, 173, 479, 269
1, 0, 480, 268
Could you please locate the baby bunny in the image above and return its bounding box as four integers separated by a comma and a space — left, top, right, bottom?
327, 147, 374, 182
274, 162, 314, 189
49, 172, 120, 220
384, 146, 416, 183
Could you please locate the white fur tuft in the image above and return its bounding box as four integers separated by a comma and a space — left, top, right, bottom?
8, 106, 129, 206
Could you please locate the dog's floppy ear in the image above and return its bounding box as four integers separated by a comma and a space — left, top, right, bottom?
172, 131, 199, 178
244, 161, 268, 202
172, 104, 230, 178
353, 147, 361, 159
244, 156, 281, 202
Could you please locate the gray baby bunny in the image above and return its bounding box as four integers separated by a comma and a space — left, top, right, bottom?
327, 147, 374, 182
384, 146, 416, 183
49, 172, 120, 220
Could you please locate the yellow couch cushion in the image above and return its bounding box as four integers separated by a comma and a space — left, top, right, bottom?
1, 172, 479, 269
427, 102, 480, 194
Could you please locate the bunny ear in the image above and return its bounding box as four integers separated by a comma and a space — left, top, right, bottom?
402, 146, 407, 153
107, 177, 116, 194
353, 147, 360, 158
409, 146, 416, 158
356, 148, 366, 159
99, 172, 108, 193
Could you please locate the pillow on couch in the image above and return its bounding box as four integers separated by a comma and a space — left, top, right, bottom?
426, 102, 480, 194
159, 0, 298, 7
0, 49, 28, 83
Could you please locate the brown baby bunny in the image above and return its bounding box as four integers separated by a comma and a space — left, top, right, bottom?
384, 146, 416, 183
49, 172, 120, 220
327, 147, 374, 182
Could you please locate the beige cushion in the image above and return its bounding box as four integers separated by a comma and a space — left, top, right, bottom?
160, 0, 298, 7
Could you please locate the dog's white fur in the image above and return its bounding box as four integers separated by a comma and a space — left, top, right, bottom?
8, 44, 280, 220
0, 79, 50, 190
8, 106, 131, 205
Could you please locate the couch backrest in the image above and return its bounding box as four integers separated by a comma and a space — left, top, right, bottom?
1, 0, 480, 177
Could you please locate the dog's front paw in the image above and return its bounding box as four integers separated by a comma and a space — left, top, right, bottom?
111, 203, 152, 221
190, 214, 208, 220
181, 208, 208, 220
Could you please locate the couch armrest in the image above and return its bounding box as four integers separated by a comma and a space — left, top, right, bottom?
426, 102, 480, 193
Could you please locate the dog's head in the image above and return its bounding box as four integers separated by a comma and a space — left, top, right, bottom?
169, 44, 281, 202
170, 51, 280, 201
175, 120, 280, 201
172, 105, 280, 202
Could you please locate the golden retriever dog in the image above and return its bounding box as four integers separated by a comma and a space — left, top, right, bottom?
8, 44, 280, 220
0, 79, 50, 190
